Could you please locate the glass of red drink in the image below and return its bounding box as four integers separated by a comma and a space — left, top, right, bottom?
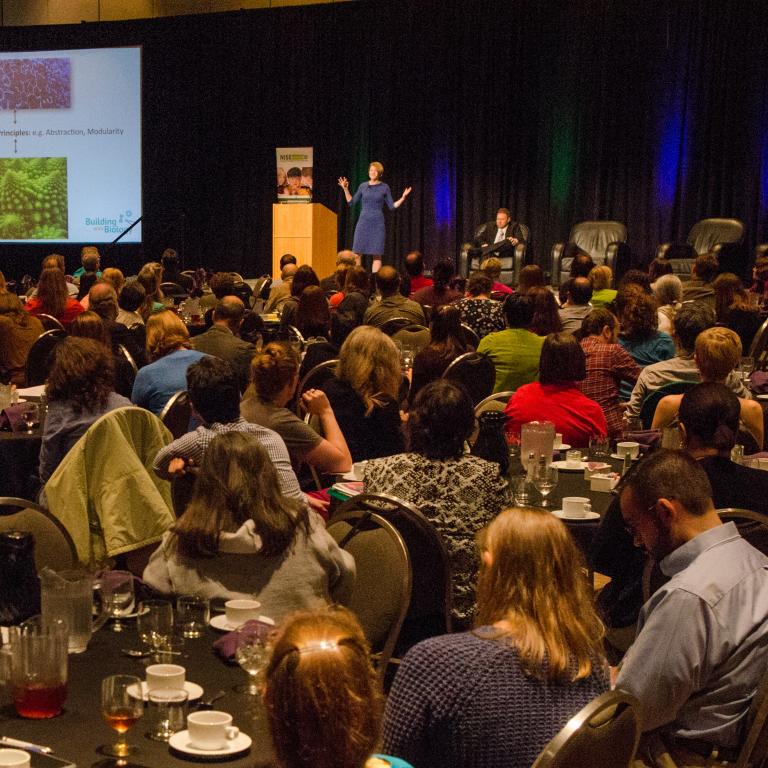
101, 675, 144, 761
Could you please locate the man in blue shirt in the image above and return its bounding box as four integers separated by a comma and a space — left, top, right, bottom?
617, 450, 768, 766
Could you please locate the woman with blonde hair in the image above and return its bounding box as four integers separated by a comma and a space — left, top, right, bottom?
137, 262, 165, 320
321, 325, 404, 460
131, 309, 207, 414
588, 264, 617, 308
24, 267, 84, 329
265, 606, 402, 768
101, 267, 125, 296
0, 293, 44, 385
383, 507, 608, 768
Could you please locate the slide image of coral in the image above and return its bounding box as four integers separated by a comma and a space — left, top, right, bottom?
0, 157, 68, 239
0, 58, 71, 110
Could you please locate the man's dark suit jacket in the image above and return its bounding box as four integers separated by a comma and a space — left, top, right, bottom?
191, 324, 256, 393
474, 220, 527, 248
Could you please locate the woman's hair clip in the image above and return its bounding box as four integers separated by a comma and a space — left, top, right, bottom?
298, 640, 339, 654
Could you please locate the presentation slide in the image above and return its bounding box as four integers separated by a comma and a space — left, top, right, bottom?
0, 46, 141, 243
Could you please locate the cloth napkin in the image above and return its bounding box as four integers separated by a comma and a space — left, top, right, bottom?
0, 403, 32, 433
623, 429, 661, 452
748, 371, 768, 394
212, 618, 274, 662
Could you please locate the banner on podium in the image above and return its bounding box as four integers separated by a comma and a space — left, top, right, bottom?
276, 147, 313, 202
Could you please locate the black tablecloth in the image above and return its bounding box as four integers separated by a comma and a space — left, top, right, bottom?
0, 621, 275, 768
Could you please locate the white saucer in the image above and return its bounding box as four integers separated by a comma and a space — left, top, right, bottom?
209, 614, 275, 633
584, 462, 611, 471
555, 443, 571, 451
551, 459, 586, 471
168, 729, 252, 758
552, 509, 600, 521
341, 471, 361, 481
128, 680, 203, 702
757, 394, 768, 401
610, 453, 639, 461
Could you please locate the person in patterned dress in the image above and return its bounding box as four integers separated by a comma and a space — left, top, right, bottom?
452, 271, 505, 340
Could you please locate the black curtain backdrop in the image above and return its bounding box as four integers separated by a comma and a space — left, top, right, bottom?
1, 0, 768, 280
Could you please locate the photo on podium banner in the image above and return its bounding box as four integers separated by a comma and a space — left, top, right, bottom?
276, 146, 312, 202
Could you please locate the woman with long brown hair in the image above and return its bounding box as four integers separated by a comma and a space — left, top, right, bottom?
131, 309, 207, 414
143, 432, 354, 617
527, 284, 562, 336
713, 272, 762, 352
382, 507, 608, 768
24, 267, 84, 329
39, 337, 131, 484
0, 293, 44, 385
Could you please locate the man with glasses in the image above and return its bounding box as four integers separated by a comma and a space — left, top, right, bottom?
615, 449, 768, 767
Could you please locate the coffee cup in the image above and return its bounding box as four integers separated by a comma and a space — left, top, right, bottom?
224, 599, 261, 626
146, 663, 185, 690
562, 497, 590, 518
565, 450, 582, 468
187, 710, 240, 750
0, 750, 31, 768
616, 441, 640, 460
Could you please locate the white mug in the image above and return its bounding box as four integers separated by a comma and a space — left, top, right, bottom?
562, 497, 590, 518
0, 751, 31, 768
224, 599, 261, 625
187, 710, 240, 750
146, 663, 185, 690
616, 441, 640, 460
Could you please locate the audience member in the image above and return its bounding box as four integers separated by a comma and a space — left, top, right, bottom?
404, 250, 433, 293
527, 285, 562, 336
144, 432, 353, 617
101, 267, 125, 296
616, 450, 768, 766
89, 282, 146, 367
39, 337, 131, 484
713, 272, 762, 352
516, 263, 545, 292
568, 250, 595, 279
652, 327, 763, 448
383, 506, 608, 768
505, 332, 608, 447
137, 262, 165, 321
270, 253, 298, 288
77, 272, 98, 305
279, 265, 321, 330
116, 281, 146, 327
557, 276, 593, 335
652, 273, 683, 334
265, 607, 392, 768
131, 310, 207, 415
365, 380, 505, 625
647, 257, 673, 285
241, 342, 352, 476
295, 285, 332, 340
750, 254, 768, 304
264, 263, 297, 314
24, 268, 84, 330
453, 271, 504, 340
363, 267, 426, 327
480, 256, 513, 295
320, 250, 358, 292
72, 246, 101, 279
625, 302, 749, 418
191, 296, 255, 393
160, 247, 193, 291
411, 261, 462, 308
681, 252, 718, 308
320, 326, 405, 461
588, 265, 617, 308
335, 265, 371, 331
679, 382, 768, 512
0, 293, 44, 386
617, 269, 652, 294
70, 310, 111, 347
199, 271, 237, 317
477, 293, 544, 393
579, 309, 641, 438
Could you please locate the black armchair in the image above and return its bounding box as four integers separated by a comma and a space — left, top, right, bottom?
656, 218, 744, 278
551, 221, 628, 287
460, 221, 530, 286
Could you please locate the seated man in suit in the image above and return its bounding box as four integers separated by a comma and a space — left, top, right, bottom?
616, 449, 768, 767
473, 208, 526, 257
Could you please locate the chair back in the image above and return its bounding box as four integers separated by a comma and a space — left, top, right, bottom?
171, 470, 198, 518
159, 390, 192, 439
735, 661, 768, 768
36, 313, 66, 333
687, 218, 744, 255
748, 317, 768, 369
280, 325, 305, 353
551, 221, 627, 286
474, 390, 514, 417
717, 508, 768, 557
531, 689, 641, 768
442, 351, 496, 405
159, 282, 187, 302
296, 359, 339, 415
0, 497, 78, 570
334, 493, 453, 657
638, 380, 697, 429
392, 324, 431, 353
327, 509, 411, 683
114, 344, 139, 399
378, 317, 413, 336
25, 329, 66, 386
461, 323, 480, 348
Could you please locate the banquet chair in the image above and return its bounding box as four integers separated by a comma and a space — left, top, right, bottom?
327, 509, 411, 684
159, 282, 187, 304
333, 493, 453, 658
279, 325, 305, 353
442, 351, 496, 406
0, 496, 78, 569
638, 380, 697, 429
36, 313, 66, 333
25, 328, 66, 386
531, 689, 641, 768
474, 390, 514, 416
115, 343, 139, 399
295, 359, 338, 417
461, 323, 480, 348
159, 390, 192, 439
717, 508, 768, 556
656, 218, 745, 278
748, 317, 768, 370
378, 317, 413, 336
171, 469, 198, 518
734, 664, 768, 768
392, 324, 431, 353
551, 221, 628, 287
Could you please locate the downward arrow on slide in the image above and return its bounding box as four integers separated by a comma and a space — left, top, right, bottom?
14, 139, 17, 153
13, 110, 16, 124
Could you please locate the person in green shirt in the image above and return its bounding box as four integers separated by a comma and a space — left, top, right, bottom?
589, 264, 618, 308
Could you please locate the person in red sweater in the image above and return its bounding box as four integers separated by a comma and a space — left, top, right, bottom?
505, 332, 608, 448
24, 267, 84, 330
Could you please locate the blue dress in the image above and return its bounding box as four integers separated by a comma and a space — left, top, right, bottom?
349, 181, 395, 255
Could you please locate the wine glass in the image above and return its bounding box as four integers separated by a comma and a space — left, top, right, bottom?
741, 356, 755, 385
234, 630, 268, 695
101, 674, 144, 762
136, 599, 173, 660
534, 465, 558, 508
102, 570, 135, 633
21, 404, 39, 433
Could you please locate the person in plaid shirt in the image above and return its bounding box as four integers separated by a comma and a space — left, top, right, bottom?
579, 308, 641, 438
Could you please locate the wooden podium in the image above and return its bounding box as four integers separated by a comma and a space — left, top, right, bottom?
272, 203, 337, 279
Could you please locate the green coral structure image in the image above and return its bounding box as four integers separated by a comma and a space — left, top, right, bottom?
0, 157, 68, 239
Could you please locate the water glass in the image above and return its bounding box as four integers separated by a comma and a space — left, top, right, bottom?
177, 595, 210, 639
534, 465, 558, 508
234, 630, 268, 695
588, 435, 610, 459
147, 687, 188, 742
741, 357, 755, 385
622, 417, 642, 440
21, 404, 40, 433
137, 600, 174, 658
101, 570, 135, 633
511, 476, 536, 506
